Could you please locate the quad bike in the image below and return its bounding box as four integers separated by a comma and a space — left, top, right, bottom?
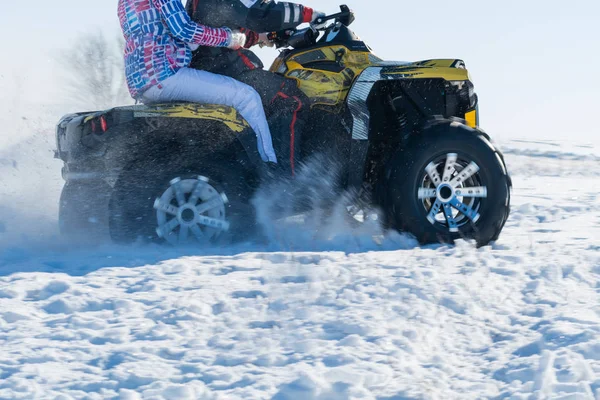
55, 5, 511, 246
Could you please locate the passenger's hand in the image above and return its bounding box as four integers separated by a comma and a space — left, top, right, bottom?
258, 33, 275, 48
227, 30, 247, 50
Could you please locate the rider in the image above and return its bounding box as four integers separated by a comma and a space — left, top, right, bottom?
118, 0, 277, 163
185, 0, 326, 174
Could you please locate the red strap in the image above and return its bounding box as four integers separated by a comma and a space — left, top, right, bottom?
289, 96, 303, 176
302, 7, 314, 23
237, 50, 257, 70
269, 87, 303, 176
270, 83, 290, 104
272, 91, 289, 102
193, 0, 199, 13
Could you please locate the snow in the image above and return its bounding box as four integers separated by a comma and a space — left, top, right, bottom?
0, 131, 599, 399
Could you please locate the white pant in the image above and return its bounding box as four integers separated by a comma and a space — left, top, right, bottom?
141, 68, 277, 163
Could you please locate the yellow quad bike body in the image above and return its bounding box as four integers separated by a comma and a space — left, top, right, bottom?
55, 5, 510, 246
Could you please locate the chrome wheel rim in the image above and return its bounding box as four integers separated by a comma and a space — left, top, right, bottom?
418, 153, 487, 233
153, 176, 229, 245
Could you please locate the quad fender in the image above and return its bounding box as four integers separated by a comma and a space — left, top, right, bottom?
125, 103, 264, 167
127, 103, 250, 134
347, 62, 471, 140
56, 103, 264, 182
345, 62, 473, 191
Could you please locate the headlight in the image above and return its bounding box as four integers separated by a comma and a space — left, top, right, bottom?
450, 81, 477, 109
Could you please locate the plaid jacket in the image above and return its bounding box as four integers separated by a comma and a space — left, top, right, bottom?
118, 0, 232, 99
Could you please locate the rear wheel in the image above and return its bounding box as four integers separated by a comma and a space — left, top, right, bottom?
109, 153, 256, 245
381, 121, 511, 246
59, 180, 111, 241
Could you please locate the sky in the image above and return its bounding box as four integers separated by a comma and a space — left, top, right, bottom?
0, 0, 598, 142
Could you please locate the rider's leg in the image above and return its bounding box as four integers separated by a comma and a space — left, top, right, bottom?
189, 49, 309, 175
141, 67, 277, 163
236, 69, 309, 175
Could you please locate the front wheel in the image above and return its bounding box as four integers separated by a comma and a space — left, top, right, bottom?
381, 121, 511, 246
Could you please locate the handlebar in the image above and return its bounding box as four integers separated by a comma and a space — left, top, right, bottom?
313, 5, 355, 28
267, 5, 355, 49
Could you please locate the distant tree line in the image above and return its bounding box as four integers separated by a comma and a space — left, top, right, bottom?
59, 31, 132, 110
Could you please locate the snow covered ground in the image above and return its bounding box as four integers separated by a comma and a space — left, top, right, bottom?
0, 133, 599, 399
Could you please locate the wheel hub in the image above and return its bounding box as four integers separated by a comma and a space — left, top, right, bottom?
437, 184, 454, 203
418, 154, 487, 233
153, 176, 230, 245
179, 206, 197, 225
